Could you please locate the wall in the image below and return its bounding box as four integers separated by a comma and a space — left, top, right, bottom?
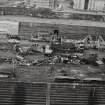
0, 21, 19, 35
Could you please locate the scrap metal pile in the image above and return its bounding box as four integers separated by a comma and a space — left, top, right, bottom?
0, 35, 104, 82
0, 36, 105, 67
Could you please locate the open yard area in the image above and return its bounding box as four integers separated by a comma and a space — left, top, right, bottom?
0, 61, 104, 83
0, 15, 105, 83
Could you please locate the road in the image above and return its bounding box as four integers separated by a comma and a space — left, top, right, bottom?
0, 15, 105, 27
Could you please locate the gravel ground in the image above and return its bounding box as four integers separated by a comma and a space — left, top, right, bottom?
0, 49, 104, 83
13, 64, 105, 83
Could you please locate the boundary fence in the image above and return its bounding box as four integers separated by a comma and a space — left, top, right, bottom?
0, 80, 105, 105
